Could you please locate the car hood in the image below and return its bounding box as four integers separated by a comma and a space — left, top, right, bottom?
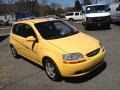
47, 32, 100, 55
86, 12, 110, 18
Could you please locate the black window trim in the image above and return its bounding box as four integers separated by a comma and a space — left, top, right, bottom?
12, 23, 37, 39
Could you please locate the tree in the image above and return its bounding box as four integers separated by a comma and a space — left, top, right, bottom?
51, 2, 62, 10
84, 0, 91, 5
51, 2, 62, 14
40, 0, 48, 5
0, 0, 65, 17
0, 0, 3, 4
74, 0, 82, 11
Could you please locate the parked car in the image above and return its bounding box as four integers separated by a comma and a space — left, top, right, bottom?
65, 12, 83, 21
109, 2, 120, 23
10, 18, 106, 81
82, 4, 111, 29
0, 20, 9, 26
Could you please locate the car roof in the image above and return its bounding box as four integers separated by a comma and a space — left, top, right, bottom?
14, 18, 57, 24
85, 4, 106, 7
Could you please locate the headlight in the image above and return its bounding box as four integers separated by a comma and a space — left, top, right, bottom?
63, 53, 84, 60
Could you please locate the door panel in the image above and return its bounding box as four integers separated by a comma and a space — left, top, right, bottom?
22, 39, 38, 61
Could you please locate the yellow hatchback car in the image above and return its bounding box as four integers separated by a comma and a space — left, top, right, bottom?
10, 18, 106, 81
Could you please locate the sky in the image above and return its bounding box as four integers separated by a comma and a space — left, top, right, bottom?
48, 0, 76, 7
4, 0, 113, 6
48, 0, 113, 7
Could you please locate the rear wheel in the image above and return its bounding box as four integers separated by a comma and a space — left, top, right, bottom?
10, 46, 20, 58
44, 58, 62, 81
69, 18, 74, 22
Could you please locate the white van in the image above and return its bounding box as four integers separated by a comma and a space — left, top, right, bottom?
65, 12, 83, 21
109, 2, 120, 23
82, 4, 111, 29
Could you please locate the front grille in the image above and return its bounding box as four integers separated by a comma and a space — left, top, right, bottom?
86, 48, 100, 57
91, 16, 108, 22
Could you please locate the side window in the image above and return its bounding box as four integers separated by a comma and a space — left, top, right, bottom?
12, 24, 18, 34
12, 24, 36, 38
75, 12, 79, 16
80, 12, 82, 15
24, 24, 36, 38
12, 24, 24, 36
116, 4, 120, 11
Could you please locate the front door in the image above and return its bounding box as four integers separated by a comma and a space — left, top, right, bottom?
21, 24, 39, 61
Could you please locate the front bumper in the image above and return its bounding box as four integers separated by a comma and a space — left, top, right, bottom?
59, 48, 106, 77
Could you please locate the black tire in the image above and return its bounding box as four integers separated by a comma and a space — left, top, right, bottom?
82, 20, 85, 26
10, 46, 20, 58
44, 58, 62, 81
69, 18, 74, 22
106, 24, 110, 29
104, 24, 110, 29
85, 24, 89, 30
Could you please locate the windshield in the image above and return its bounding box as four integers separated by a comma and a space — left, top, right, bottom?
86, 5, 108, 13
35, 20, 79, 40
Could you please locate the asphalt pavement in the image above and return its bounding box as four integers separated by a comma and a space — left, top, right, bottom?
0, 22, 120, 90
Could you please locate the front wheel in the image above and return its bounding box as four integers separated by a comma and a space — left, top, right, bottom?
44, 59, 62, 81
85, 24, 89, 30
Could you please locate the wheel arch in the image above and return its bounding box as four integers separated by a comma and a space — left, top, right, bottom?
42, 56, 57, 68
42, 56, 62, 77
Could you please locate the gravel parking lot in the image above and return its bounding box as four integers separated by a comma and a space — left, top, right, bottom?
0, 22, 120, 90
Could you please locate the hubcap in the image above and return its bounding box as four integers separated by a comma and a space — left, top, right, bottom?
45, 62, 56, 78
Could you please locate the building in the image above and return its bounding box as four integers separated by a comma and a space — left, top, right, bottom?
0, 13, 15, 24
0, 11, 33, 24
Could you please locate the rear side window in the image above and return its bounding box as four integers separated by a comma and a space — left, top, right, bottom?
12, 23, 36, 38
66, 13, 74, 16
75, 12, 79, 16
12, 24, 24, 36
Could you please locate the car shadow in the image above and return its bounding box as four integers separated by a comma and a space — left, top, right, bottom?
112, 22, 120, 26
0, 35, 9, 43
16, 55, 107, 83
64, 62, 107, 83
18, 56, 45, 71
85, 26, 111, 31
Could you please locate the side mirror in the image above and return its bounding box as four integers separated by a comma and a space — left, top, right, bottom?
26, 36, 35, 41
